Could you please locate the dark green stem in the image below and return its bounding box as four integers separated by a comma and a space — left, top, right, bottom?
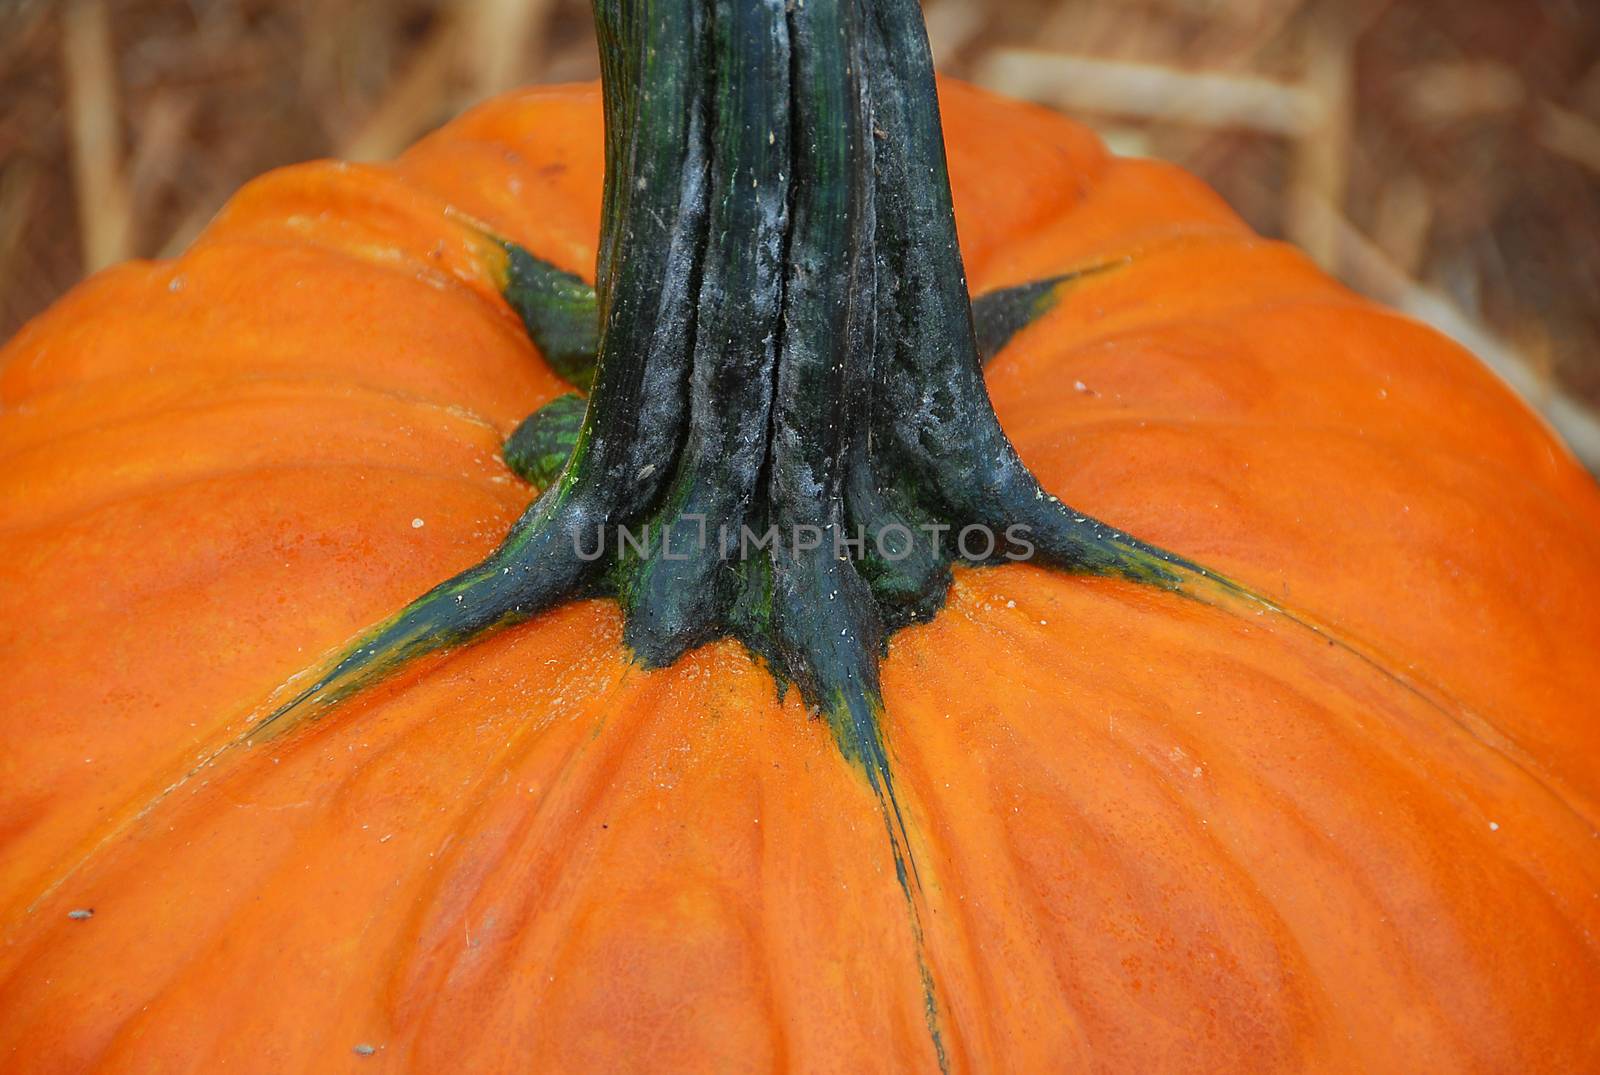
264, 0, 1277, 769
259, 0, 1254, 762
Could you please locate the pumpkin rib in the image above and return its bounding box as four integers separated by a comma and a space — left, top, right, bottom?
0, 355, 550, 449
0, 599, 625, 946
0, 395, 514, 529
394, 87, 608, 265
1233, 671, 1595, 973
977, 230, 1285, 301
1173, 659, 1600, 974
896, 573, 1600, 1068
1005, 411, 1600, 814
936, 83, 1116, 280
915, 595, 1324, 1068
0, 373, 514, 465
0, 477, 530, 934
888, 594, 1354, 1067
369, 645, 928, 1072
1063, 745, 1333, 1054
947, 147, 1115, 290
85, 620, 642, 1072
0, 245, 560, 422
1001, 260, 1357, 360
876, 689, 1110, 1069
0, 457, 524, 540
1008, 407, 1600, 602
176, 231, 538, 369
0, 520, 513, 693
963, 157, 1253, 295
521, 679, 777, 1066
386, 652, 661, 996
1212, 598, 1583, 843
934, 570, 1600, 942
0, 260, 158, 403
184, 232, 524, 347
192, 159, 509, 288
391, 140, 601, 279
1096, 743, 1468, 1067
1024, 311, 1547, 455
1010, 409, 1600, 542
0, 470, 520, 651
988, 253, 1571, 482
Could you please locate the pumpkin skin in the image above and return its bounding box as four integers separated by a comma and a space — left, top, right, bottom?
3, 77, 1600, 1073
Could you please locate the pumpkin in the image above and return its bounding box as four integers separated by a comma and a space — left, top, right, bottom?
3, 0, 1599, 1070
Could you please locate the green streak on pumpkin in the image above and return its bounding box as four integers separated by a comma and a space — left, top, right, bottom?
823, 684, 950, 1072
971, 256, 1131, 364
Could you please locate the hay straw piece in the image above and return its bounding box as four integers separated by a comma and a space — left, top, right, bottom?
1372, 171, 1433, 276
339, 19, 465, 164
1287, 7, 1355, 268
1536, 102, 1600, 178
1400, 61, 1525, 125
974, 49, 1317, 135
126, 92, 196, 214
923, 0, 987, 66
464, 0, 559, 100
60, 0, 131, 271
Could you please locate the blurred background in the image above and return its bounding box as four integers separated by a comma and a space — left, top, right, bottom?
2, 0, 1597, 463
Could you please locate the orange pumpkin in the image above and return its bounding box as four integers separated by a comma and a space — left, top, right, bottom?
3, 3, 1600, 1070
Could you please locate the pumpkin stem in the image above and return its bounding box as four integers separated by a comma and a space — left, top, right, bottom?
256, 0, 1266, 740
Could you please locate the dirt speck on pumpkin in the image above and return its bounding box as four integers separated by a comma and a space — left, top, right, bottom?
67, 908, 94, 920
353, 1043, 377, 1056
